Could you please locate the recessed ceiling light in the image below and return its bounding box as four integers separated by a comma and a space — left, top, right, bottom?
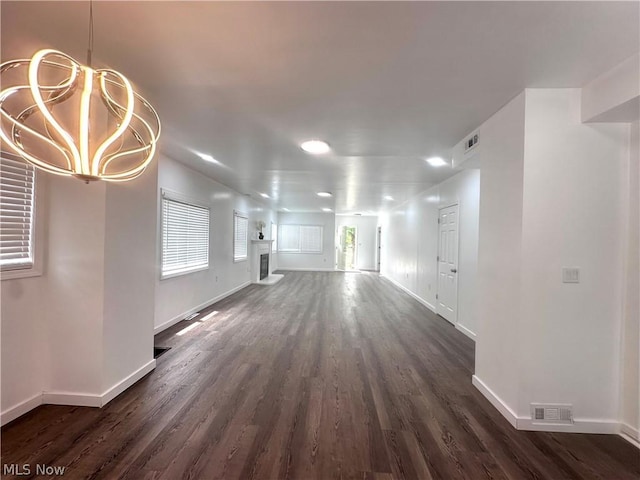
322, 208, 332, 212
384, 195, 394, 201
426, 156, 447, 167
301, 140, 330, 154
260, 193, 270, 198
316, 191, 332, 197
281, 208, 290, 212
197, 153, 218, 163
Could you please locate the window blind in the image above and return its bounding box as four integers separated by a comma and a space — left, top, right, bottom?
161, 195, 209, 278
233, 211, 248, 261
0, 156, 35, 271
278, 225, 323, 254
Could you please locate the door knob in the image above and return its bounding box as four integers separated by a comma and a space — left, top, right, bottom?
451, 268, 457, 273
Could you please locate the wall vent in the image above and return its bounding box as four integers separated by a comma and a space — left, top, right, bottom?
184, 312, 200, 321
530, 403, 573, 424
464, 132, 479, 152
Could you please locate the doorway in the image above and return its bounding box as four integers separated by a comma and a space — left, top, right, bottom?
337, 226, 357, 271
437, 204, 459, 324
376, 226, 382, 272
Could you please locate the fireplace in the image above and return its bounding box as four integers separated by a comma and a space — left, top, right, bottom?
260, 253, 269, 280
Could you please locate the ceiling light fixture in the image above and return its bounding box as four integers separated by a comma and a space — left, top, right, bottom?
384, 195, 394, 201
316, 191, 332, 197
300, 140, 330, 154
0, 3, 160, 183
260, 193, 270, 198
322, 208, 332, 212
426, 156, 447, 167
281, 208, 290, 212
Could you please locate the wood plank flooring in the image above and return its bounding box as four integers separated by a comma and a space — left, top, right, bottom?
2, 271, 638, 479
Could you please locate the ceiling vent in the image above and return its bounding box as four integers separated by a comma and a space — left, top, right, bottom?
464, 132, 479, 152
530, 403, 573, 424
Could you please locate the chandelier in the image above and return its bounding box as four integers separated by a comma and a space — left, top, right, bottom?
0, 6, 160, 182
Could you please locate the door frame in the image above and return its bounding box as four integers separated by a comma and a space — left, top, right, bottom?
436, 203, 460, 325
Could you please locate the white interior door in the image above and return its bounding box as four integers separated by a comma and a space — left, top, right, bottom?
437, 204, 459, 324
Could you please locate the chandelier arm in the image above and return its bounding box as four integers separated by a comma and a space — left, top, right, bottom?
27, 50, 83, 173
91, 70, 135, 176
0, 96, 74, 173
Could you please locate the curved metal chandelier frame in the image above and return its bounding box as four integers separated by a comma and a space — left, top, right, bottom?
0, 49, 161, 182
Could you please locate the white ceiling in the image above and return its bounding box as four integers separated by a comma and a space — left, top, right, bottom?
2, 1, 638, 214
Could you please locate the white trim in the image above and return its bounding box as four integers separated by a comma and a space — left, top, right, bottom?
472, 375, 519, 428
473, 375, 621, 434
456, 323, 477, 340
154, 281, 251, 334
620, 423, 640, 448
380, 274, 437, 312
42, 392, 102, 407
275, 267, 336, 272
0, 392, 43, 426
1, 360, 157, 425
101, 359, 156, 405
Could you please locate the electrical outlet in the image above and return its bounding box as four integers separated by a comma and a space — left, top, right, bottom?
562, 267, 580, 283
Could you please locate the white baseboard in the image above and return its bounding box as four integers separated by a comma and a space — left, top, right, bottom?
42, 391, 102, 407
154, 281, 251, 334
472, 375, 518, 428
275, 267, 336, 272
0, 393, 43, 426
620, 423, 640, 448
1, 360, 157, 426
380, 274, 437, 312
473, 375, 620, 434
101, 359, 156, 405
456, 323, 477, 340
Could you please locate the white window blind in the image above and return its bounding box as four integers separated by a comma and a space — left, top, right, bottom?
278, 225, 323, 254
271, 222, 278, 252
233, 211, 248, 261
161, 194, 210, 278
0, 156, 35, 271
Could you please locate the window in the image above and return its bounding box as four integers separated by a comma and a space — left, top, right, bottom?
271, 222, 278, 252
278, 224, 323, 253
0, 155, 35, 272
233, 211, 248, 262
161, 191, 210, 278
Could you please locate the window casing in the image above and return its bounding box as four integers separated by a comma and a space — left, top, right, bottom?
233, 211, 248, 262
278, 224, 323, 254
161, 192, 210, 279
0, 155, 35, 273
271, 222, 278, 252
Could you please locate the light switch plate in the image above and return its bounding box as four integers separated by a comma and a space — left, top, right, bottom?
562, 267, 580, 283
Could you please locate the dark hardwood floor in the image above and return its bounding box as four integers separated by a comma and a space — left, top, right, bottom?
2, 271, 638, 479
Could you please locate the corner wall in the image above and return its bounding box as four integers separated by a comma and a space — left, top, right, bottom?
154, 155, 276, 332
474, 89, 631, 433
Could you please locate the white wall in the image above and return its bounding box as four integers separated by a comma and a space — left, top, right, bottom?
582, 53, 639, 123
336, 215, 379, 271
154, 155, 276, 332
518, 89, 628, 424
45, 177, 107, 397
475, 92, 527, 415
103, 159, 158, 390
474, 89, 631, 433
1, 174, 48, 419
380, 168, 481, 339
620, 120, 639, 441
276, 212, 336, 271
